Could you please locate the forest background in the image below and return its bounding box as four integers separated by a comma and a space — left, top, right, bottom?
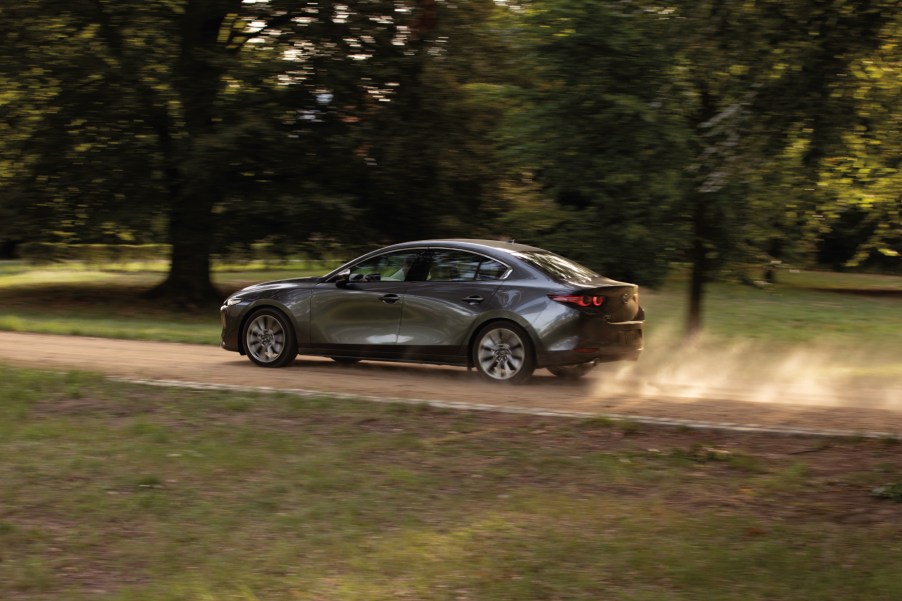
1, 0, 899, 331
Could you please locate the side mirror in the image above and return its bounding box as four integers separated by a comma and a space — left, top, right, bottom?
334, 269, 351, 287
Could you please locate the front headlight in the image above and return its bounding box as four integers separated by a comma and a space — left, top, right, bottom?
225, 297, 244, 306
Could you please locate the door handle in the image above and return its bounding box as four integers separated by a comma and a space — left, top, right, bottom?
462, 295, 484, 305
380, 293, 401, 304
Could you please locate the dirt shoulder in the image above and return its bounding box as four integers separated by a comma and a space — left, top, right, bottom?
1, 331, 900, 437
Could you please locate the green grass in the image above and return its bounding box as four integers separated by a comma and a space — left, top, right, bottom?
780, 269, 902, 292
628, 270, 902, 384
639, 270, 902, 347
0, 263, 332, 344
1, 366, 902, 600
2, 263, 900, 599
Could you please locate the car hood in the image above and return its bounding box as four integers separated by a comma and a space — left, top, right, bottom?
235, 276, 323, 296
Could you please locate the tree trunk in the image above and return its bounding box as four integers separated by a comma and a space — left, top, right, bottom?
146, 190, 220, 307
146, 1, 243, 307
685, 77, 719, 341
686, 196, 707, 340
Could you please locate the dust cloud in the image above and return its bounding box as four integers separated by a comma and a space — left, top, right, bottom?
592, 325, 902, 410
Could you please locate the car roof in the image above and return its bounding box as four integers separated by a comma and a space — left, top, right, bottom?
386, 239, 545, 255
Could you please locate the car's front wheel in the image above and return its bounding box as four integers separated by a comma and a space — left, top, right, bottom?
472, 322, 535, 384
242, 308, 297, 367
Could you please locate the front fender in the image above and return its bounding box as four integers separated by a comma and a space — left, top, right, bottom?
236, 293, 312, 353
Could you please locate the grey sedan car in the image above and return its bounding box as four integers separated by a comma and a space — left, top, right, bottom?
221, 239, 644, 384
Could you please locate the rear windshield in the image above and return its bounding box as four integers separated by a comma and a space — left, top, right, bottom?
514, 251, 598, 283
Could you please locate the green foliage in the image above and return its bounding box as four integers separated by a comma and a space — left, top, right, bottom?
1, 0, 499, 301
872, 484, 902, 502
499, 1, 688, 284
0, 0, 898, 309
342, 1, 516, 243
495, 0, 899, 326
815, 9, 902, 268
19, 243, 171, 264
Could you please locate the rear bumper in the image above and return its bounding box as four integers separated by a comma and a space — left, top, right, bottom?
540, 330, 643, 366
534, 308, 644, 368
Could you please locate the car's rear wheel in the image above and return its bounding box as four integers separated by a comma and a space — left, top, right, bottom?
548, 361, 597, 380
242, 308, 297, 367
472, 322, 535, 384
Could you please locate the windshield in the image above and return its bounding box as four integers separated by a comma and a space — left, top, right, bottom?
515, 251, 599, 283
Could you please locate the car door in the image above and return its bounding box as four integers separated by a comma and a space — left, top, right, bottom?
396, 249, 509, 361
309, 250, 424, 356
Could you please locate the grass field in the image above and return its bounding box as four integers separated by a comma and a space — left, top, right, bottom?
2, 367, 902, 601
0, 265, 327, 345
1, 264, 902, 598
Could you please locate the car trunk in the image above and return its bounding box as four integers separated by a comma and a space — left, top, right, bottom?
564, 277, 641, 323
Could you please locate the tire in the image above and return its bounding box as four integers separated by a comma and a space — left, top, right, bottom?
548, 361, 597, 380
242, 308, 297, 368
472, 322, 535, 384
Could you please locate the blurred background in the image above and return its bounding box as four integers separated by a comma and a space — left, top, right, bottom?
1, 0, 899, 327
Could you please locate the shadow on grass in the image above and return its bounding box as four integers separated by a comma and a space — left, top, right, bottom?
0, 280, 239, 318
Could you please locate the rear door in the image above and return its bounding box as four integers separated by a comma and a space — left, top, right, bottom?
397, 249, 509, 361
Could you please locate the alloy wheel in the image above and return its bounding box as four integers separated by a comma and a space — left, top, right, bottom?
474, 324, 534, 384
243, 310, 296, 367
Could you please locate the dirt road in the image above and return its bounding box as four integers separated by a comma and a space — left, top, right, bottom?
1, 331, 900, 437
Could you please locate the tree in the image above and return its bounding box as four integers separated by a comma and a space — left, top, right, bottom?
814, 6, 901, 269
503, 0, 899, 337
349, 0, 515, 243
0, 0, 444, 304
500, 0, 689, 286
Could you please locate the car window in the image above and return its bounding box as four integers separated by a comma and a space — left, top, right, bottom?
476, 259, 509, 280
350, 250, 422, 282
514, 251, 598, 283
426, 250, 509, 282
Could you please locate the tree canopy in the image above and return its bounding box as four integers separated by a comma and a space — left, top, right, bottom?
1, 0, 898, 327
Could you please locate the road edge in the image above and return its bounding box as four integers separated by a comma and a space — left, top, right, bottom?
109, 376, 902, 441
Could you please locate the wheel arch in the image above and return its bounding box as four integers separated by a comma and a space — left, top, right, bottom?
466, 316, 539, 369
237, 301, 299, 356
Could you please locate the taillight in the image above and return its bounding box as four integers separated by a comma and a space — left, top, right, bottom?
549, 294, 605, 308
